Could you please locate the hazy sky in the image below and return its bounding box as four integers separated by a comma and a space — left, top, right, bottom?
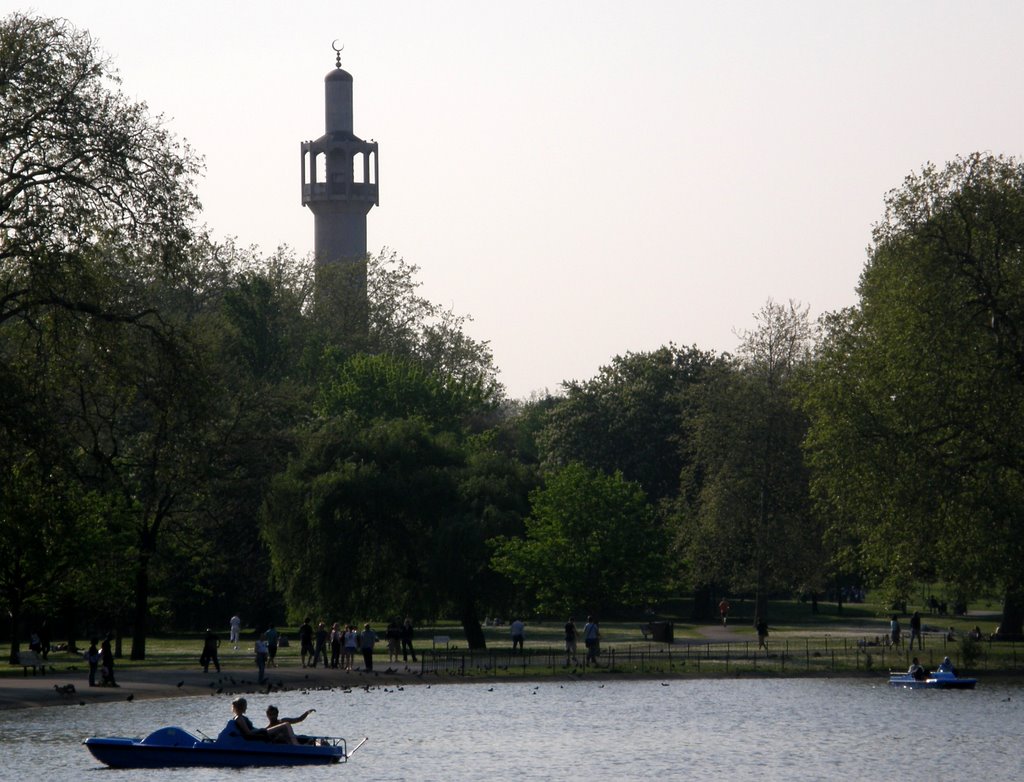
16, 1, 1024, 398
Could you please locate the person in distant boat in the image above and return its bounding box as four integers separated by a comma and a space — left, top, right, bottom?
907, 657, 926, 681
265, 704, 316, 744
936, 656, 957, 676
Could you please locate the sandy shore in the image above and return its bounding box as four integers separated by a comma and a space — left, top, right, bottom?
0, 662, 438, 711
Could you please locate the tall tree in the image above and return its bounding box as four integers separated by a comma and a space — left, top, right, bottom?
804, 154, 1024, 634
677, 300, 820, 622
1, 13, 204, 657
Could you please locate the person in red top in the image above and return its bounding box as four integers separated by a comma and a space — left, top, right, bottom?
719, 598, 731, 627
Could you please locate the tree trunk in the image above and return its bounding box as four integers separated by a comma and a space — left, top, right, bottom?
6, 606, 23, 664
461, 605, 486, 650
999, 583, 1024, 638
691, 585, 714, 621
130, 554, 150, 660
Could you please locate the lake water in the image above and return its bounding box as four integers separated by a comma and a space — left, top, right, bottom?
2, 677, 1022, 780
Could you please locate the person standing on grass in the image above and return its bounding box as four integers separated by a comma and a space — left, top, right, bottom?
312, 621, 328, 668
756, 617, 769, 650
583, 616, 600, 664
564, 617, 579, 665
201, 628, 221, 673
401, 617, 417, 663
510, 618, 525, 651
265, 625, 279, 667
359, 623, 378, 671
909, 611, 922, 650
255, 633, 269, 684
299, 617, 314, 668
229, 614, 241, 649
344, 624, 359, 670
85, 638, 100, 687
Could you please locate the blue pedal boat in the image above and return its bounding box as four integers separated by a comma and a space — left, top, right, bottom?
888, 670, 977, 690
84, 726, 367, 768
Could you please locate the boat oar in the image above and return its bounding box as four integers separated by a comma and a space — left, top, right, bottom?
347, 736, 370, 757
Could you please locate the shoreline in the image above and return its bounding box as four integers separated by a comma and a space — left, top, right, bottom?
0, 661, 898, 712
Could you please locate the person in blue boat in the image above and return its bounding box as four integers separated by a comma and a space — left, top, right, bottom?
907, 657, 928, 681
265, 705, 316, 745
222, 697, 268, 741
936, 656, 958, 676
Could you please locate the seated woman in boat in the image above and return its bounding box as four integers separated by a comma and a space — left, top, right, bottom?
219, 697, 269, 741
264, 705, 316, 745
936, 656, 958, 676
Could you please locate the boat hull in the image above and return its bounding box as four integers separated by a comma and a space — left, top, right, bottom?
85, 727, 346, 768
888, 673, 977, 690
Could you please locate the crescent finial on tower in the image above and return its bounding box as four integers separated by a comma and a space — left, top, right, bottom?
332, 40, 344, 69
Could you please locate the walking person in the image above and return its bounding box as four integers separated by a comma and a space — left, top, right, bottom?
229, 614, 241, 649
564, 617, 579, 666
201, 628, 221, 673
719, 597, 731, 627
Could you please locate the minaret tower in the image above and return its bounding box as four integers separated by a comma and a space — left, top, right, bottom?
300, 43, 378, 331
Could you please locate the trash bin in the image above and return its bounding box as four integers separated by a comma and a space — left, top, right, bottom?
649, 621, 674, 643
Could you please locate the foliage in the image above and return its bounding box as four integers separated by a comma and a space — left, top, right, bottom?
676, 300, 821, 619
490, 462, 667, 616
539, 345, 717, 503
803, 153, 1024, 633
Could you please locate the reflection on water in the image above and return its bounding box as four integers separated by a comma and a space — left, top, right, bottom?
1, 677, 1022, 781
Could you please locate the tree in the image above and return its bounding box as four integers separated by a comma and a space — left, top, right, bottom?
540, 345, 717, 503
676, 300, 820, 622
1, 13, 207, 657
490, 462, 667, 616
261, 353, 529, 648
804, 154, 1024, 634
0, 13, 200, 330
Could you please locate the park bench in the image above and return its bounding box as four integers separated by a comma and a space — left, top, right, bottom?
432, 635, 451, 649
14, 650, 45, 676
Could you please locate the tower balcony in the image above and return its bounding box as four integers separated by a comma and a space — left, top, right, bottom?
301, 136, 379, 207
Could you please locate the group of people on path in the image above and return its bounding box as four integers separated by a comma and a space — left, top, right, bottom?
198, 615, 418, 682
297, 616, 416, 673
